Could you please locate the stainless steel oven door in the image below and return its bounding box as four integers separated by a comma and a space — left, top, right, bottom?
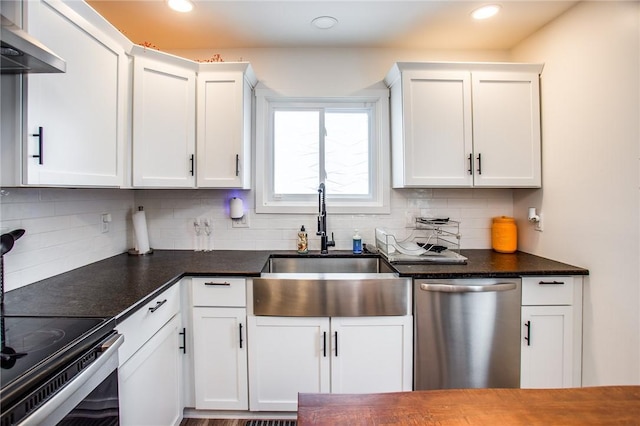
18, 333, 123, 426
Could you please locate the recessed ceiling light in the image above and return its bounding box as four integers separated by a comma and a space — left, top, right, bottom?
471, 4, 501, 20
167, 0, 193, 13
311, 16, 338, 30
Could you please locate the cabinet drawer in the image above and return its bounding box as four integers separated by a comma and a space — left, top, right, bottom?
192, 277, 246, 307
522, 276, 574, 306
117, 284, 180, 365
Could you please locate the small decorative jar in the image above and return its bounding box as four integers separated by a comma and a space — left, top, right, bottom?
491, 216, 517, 253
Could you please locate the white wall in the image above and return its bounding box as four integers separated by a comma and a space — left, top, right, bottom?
0, 188, 132, 291
511, 1, 640, 385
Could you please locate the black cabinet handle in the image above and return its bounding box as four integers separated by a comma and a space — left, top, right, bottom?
323, 331, 327, 357
239, 323, 244, 349
476, 153, 482, 175
524, 320, 531, 346
31, 126, 43, 165
179, 327, 186, 354
204, 281, 231, 286
235, 154, 239, 177
334, 331, 338, 357
467, 153, 472, 175
189, 154, 195, 176
538, 280, 565, 285
148, 299, 167, 313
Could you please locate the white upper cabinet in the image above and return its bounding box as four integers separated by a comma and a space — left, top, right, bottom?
385, 62, 543, 188
132, 50, 197, 188
131, 55, 256, 189
25, 0, 126, 187
197, 65, 256, 189
471, 72, 542, 187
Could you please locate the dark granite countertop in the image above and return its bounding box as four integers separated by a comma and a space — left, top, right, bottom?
391, 250, 589, 278
3, 250, 273, 320
3, 249, 587, 322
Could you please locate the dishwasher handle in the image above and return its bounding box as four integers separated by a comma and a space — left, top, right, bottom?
420, 282, 518, 293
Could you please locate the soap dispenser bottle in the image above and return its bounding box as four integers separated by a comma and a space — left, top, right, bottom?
297, 225, 308, 254
352, 229, 362, 254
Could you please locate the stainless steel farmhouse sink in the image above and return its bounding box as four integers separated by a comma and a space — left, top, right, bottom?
253, 256, 411, 317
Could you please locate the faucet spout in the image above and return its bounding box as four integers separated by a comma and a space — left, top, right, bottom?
316, 183, 335, 254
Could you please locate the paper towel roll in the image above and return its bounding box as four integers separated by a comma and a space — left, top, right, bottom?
230, 197, 244, 219
132, 208, 151, 254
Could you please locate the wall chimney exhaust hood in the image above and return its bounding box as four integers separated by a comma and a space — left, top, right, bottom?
1, 15, 66, 74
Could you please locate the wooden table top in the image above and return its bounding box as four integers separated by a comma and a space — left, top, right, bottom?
297, 386, 640, 425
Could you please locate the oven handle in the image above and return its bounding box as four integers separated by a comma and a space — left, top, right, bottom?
18, 333, 124, 426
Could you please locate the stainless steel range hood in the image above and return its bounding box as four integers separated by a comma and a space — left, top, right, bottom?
1, 15, 65, 74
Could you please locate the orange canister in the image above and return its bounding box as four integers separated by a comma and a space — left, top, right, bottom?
492, 216, 517, 253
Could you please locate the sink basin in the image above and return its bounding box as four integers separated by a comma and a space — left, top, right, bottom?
267, 256, 381, 273
253, 256, 411, 317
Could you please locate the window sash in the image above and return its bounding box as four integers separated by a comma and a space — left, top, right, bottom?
255, 90, 390, 215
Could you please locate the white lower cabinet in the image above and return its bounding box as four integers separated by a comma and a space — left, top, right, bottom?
520, 276, 583, 389
117, 284, 184, 426
192, 307, 248, 409
248, 315, 413, 411
191, 278, 248, 410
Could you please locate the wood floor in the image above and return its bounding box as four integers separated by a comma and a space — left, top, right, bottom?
180, 419, 296, 426
180, 420, 244, 426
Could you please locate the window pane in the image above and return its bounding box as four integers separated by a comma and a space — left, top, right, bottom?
325, 111, 370, 195
273, 110, 319, 194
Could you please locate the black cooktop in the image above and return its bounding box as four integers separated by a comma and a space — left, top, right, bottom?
0, 315, 115, 408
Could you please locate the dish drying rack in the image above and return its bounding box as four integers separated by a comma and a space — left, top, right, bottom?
414, 217, 461, 253
375, 218, 466, 264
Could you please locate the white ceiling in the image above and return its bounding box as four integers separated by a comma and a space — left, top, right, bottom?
87, 0, 579, 51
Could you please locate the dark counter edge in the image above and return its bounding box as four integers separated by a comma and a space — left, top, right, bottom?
3, 249, 588, 324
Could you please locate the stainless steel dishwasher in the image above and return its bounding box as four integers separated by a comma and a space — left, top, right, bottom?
414, 278, 522, 390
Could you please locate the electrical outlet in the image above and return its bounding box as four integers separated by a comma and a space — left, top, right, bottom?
534, 213, 544, 232
101, 213, 111, 233
231, 214, 250, 228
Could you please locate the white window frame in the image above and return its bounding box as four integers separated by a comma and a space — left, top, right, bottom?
255, 88, 390, 214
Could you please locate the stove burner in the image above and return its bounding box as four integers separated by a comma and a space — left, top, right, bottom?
12, 328, 66, 352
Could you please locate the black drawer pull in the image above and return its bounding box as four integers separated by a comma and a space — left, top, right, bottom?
31, 126, 44, 165
148, 299, 167, 313
323, 331, 327, 357
204, 281, 231, 286
524, 320, 531, 346
179, 328, 186, 354
239, 323, 244, 349
538, 280, 565, 285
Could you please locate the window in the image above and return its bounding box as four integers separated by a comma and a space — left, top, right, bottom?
256, 90, 390, 214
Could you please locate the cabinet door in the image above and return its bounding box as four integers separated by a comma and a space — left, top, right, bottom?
26, 0, 125, 186
248, 316, 330, 411
520, 305, 573, 388
196, 71, 251, 188
330, 316, 413, 394
472, 72, 541, 187
132, 56, 196, 187
192, 307, 248, 410
397, 70, 473, 187
119, 314, 183, 426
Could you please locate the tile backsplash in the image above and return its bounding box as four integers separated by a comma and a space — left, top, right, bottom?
135, 188, 512, 251
0, 187, 512, 291
0, 188, 133, 291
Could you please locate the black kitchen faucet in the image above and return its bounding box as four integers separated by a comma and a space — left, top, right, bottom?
316, 183, 335, 254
